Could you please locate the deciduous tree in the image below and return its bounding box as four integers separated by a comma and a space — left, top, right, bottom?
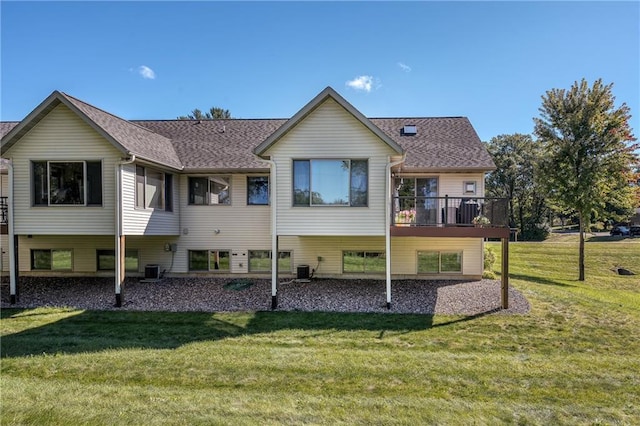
485, 134, 549, 240
534, 79, 638, 280
178, 107, 231, 120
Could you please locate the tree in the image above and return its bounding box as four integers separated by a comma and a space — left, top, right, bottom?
178, 106, 231, 120
485, 134, 549, 240
534, 78, 638, 280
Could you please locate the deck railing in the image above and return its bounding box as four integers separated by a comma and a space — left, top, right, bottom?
0, 197, 7, 226
392, 196, 509, 228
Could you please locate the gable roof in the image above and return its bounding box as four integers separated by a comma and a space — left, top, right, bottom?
1, 91, 183, 170
253, 86, 404, 156
1, 88, 496, 172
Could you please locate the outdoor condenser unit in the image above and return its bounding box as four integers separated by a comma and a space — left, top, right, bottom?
297, 265, 310, 280
145, 264, 160, 279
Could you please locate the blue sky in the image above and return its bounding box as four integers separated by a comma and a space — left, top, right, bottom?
1, 1, 638, 142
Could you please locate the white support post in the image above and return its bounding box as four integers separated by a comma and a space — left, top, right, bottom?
7, 160, 17, 304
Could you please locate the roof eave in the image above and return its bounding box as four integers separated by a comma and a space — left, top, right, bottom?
1, 91, 130, 157
397, 166, 497, 174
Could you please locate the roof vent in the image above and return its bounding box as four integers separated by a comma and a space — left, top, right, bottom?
401, 125, 417, 136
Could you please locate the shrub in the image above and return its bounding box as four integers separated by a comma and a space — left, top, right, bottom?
484, 246, 496, 271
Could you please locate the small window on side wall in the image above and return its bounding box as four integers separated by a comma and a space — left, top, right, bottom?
247, 176, 269, 205
464, 181, 477, 195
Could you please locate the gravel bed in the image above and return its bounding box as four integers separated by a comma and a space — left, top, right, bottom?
1, 277, 529, 315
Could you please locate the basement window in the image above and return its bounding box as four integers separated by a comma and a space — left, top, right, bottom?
31, 249, 73, 271
343, 251, 386, 273
97, 249, 139, 272
417, 251, 462, 274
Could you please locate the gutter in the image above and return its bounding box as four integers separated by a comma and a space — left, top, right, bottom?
115, 154, 136, 307
385, 154, 406, 309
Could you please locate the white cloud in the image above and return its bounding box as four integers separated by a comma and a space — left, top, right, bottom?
345, 75, 375, 92
398, 62, 412, 72
138, 65, 156, 80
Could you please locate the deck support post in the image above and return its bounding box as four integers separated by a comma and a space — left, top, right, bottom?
10, 235, 18, 304
501, 237, 509, 309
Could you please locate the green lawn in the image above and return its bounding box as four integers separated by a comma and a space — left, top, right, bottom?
2, 238, 639, 424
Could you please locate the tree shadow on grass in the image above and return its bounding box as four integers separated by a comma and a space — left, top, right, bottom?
0, 308, 441, 358
504, 272, 575, 288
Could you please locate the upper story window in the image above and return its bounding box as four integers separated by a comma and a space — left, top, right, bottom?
32, 160, 102, 206
293, 159, 368, 207
136, 166, 173, 211
247, 176, 269, 205
188, 176, 231, 205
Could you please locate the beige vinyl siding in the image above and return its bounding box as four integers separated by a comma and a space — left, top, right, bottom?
390, 237, 483, 276
278, 235, 483, 277
0, 173, 7, 197
171, 174, 271, 273
3, 104, 121, 235
15, 234, 179, 274
438, 173, 486, 197
265, 98, 397, 236
0, 235, 7, 272
121, 163, 180, 236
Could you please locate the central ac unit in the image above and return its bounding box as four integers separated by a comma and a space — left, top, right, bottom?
145, 264, 160, 279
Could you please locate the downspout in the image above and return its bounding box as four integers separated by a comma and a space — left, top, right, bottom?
115, 154, 136, 307
7, 160, 16, 303
385, 154, 406, 309
254, 155, 278, 309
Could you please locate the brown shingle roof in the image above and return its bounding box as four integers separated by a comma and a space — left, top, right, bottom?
371, 117, 495, 171
2, 89, 495, 172
133, 116, 494, 172
1, 91, 182, 170
0, 122, 19, 139
134, 119, 287, 171
61, 93, 183, 170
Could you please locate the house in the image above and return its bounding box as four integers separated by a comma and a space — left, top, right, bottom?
0, 87, 510, 309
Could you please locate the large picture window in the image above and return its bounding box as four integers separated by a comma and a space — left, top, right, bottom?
343, 251, 385, 273
31, 249, 73, 271
188, 250, 230, 271
247, 176, 269, 205
417, 251, 462, 274
293, 159, 367, 207
97, 249, 139, 272
188, 176, 231, 205
32, 161, 102, 206
136, 166, 172, 211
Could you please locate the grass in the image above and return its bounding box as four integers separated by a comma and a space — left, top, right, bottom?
2, 238, 639, 425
